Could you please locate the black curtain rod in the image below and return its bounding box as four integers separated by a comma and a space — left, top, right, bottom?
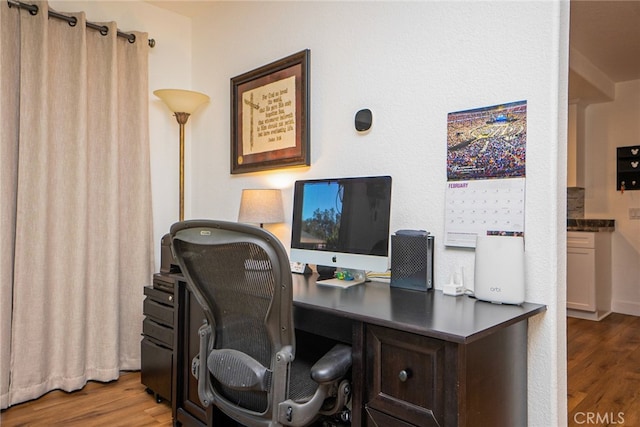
7, 0, 156, 48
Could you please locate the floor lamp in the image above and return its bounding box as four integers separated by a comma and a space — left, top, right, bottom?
154, 89, 209, 221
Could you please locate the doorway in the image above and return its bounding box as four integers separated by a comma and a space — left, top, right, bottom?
567, 1, 640, 425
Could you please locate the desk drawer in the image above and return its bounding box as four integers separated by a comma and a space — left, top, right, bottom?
365, 325, 445, 427
144, 285, 175, 306
143, 318, 174, 348
141, 337, 173, 402
144, 298, 174, 326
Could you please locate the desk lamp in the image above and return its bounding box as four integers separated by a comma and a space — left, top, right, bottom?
154, 88, 209, 221
238, 189, 284, 228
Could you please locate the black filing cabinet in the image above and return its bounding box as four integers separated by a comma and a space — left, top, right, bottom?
141, 273, 175, 403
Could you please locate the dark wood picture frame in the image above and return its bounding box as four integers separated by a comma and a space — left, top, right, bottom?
231, 49, 310, 174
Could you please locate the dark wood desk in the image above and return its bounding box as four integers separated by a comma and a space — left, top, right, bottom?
172, 274, 546, 427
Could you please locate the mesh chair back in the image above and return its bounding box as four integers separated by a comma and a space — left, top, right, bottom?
171, 221, 295, 413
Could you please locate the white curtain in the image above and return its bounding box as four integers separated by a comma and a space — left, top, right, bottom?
0, 0, 154, 408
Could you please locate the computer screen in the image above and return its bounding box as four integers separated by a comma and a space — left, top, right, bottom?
290, 176, 392, 281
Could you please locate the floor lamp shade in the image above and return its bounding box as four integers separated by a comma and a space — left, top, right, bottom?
154, 88, 209, 221
154, 89, 209, 115
238, 189, 285, 227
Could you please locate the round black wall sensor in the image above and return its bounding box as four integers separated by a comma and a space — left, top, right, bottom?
355, 109, 372, 132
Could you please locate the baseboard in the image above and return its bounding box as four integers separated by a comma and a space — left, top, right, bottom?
611, 300, 640, 317
567, 308, 611, 321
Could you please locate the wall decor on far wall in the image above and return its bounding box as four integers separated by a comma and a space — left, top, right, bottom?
231, 49, 310, 174
616, 145, 640, 193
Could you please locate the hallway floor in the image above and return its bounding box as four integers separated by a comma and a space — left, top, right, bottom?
568, 313, 640, 426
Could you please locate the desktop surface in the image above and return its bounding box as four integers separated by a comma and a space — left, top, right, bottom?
292, 273, 546, 344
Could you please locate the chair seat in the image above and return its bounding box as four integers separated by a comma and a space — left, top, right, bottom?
288, 357, 318, 403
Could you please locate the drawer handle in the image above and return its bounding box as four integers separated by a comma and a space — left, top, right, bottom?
168, 295, 173, 302
398, 369, 412, 382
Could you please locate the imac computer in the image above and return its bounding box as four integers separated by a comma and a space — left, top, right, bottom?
290, 176, 392, 286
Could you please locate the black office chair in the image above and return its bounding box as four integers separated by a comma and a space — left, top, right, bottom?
170, 220, 352, 427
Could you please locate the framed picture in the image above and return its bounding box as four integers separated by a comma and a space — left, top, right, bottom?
231, 49, 310, 174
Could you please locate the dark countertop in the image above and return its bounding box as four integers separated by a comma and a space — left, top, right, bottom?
567, 218, 615, 232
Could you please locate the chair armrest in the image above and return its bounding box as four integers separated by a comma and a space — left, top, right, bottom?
196, 324, 215, 407
310, 343, 352, 384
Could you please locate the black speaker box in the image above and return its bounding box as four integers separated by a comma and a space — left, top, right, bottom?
390, 233, 434, 291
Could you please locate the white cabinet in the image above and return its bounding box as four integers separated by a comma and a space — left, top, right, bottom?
567, 231, 612, 320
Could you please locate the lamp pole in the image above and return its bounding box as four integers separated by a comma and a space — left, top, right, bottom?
174, 112, 191, 222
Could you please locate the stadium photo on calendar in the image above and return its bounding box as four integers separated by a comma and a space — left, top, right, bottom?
447, 100, 527, 181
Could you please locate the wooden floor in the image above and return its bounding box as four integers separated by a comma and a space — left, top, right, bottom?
0, 371, 171, 426
568, 313, 640, 426
2, 315, 639, 426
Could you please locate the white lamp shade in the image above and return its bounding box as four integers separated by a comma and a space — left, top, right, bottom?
238, 189, 285, 225
154, 89, 209, 114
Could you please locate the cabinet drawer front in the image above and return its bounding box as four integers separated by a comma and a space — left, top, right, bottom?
141, 338, 173, 402
567, 232, 595, 249
366, 325, 445, 427
144, 286, 175, 306
143, 317, 174, 348
144, 298, 174, 326
153, 273, 176, 291
365, 406, 421, 427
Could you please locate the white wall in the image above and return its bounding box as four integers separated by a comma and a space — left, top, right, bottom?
181, 2, 569, 426
567, 101, 587, 187
50, 0, 193, 269
585, 79, 640, 315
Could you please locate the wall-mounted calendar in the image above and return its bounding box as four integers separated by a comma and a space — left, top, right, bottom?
445, 100, 527, 248
444, 178, 525, 247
